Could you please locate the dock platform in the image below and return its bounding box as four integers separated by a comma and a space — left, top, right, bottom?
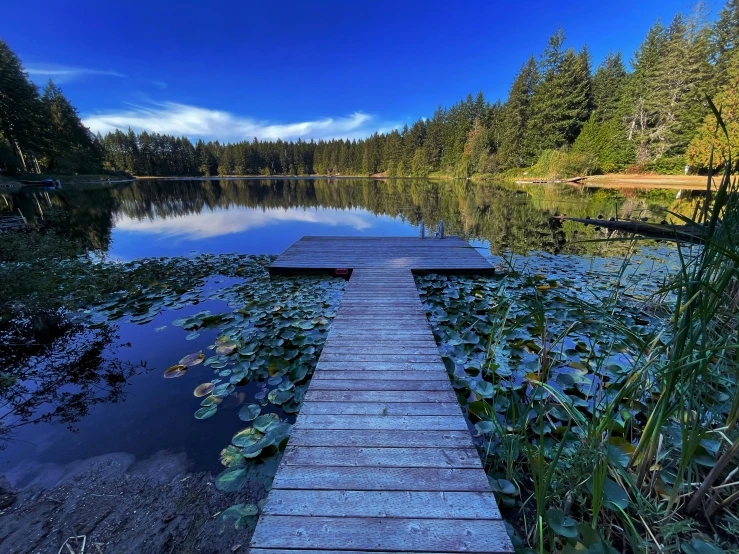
251, 237, 512, 554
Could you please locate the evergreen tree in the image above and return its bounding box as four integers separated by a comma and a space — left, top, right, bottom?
710, 0, 739, 74
0, 39, 47, 172
383, 130, 403, 176
658, 13, 713, 155
687, 47, 739, 167
41, 80, 99, 172
592, 52, 627, 122
620, 21, 669, 161
498, 56, 538, 168
527, 30, 592, 154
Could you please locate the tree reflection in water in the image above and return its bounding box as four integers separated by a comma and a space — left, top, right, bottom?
0, 313, 144, 446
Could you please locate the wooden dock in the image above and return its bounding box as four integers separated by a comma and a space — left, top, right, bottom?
251, 237, 512, 554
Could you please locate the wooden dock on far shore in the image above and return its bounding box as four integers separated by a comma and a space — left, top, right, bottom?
250, 237, 512, 554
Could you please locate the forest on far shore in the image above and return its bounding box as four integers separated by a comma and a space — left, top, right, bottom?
2, 1, 739, 180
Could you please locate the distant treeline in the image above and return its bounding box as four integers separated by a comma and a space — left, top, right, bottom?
2, 2, 739, 178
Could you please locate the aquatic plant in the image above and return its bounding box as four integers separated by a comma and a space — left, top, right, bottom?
416, 106, 738, 553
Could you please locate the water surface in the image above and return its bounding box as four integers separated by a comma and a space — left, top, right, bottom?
0, 178, 695, 475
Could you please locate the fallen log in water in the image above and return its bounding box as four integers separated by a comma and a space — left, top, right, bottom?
516, 176, 585, 184
563, 217, 706, 243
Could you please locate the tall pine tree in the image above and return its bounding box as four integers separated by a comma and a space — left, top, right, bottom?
498, 56, 538, 168
592, 52, 627, 122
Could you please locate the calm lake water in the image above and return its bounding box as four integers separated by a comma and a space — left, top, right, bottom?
0, 178, 697, 480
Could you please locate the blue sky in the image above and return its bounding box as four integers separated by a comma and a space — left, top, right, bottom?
4, 0, 699, 142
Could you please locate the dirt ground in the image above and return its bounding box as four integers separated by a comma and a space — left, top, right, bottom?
0, 451, 263, 554
583, 173, 713, 190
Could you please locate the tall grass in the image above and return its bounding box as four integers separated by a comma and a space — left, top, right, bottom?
480, 100, 738, 552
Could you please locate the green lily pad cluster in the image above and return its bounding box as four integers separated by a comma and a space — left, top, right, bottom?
173, 275, 343, 423
86, 254, 275, 326
160, 272, 345, 498
414, 248, 734, 554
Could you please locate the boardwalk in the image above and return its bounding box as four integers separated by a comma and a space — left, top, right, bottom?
251, 237, 512, 554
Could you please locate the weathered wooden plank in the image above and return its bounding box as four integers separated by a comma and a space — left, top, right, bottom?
299, 401, 462, 416
308, 380, 451, 391
321, 347, 439, 356
316, 361, 445, 371
322, 337, 434, 345
250, 550, 484, 554
261, 490, 501, 519
288, 429, 474, 448
319, 353, 440, 362
295, 414, 467, 431
250, 516, 512, 552
327, 333, 434, 341
272, 466, 490, 491
282, 446, 480, 468
312, 370, 447, 381
325, 321, 430, 327
305, 390, 457, 402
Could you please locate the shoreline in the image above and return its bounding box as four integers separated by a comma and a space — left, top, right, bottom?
1, 173, 715, 192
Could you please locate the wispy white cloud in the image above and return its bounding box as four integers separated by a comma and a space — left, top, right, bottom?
115, 206, 375, 240
83, 101, 397, 141
25, 64, 127, 83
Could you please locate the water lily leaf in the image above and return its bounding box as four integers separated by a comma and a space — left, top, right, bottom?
546, 508, 578, 538
475, 381, 494, 398
219, 445, 245, 467
164, 364, 188, 378
221, 503, 259, 529
586, 476, 630, 510
194, 382, 215, 397
489, 478, 518, 496
179, 351, 205, 366
232, 427, 263, 447
216, 344, 238, 356
253, 413, 280, 432
238, 404, 261, 422
185, 331, 200, 340
194, 405, 217, 419
289, 365, 309, 382
601, 477, 630, 510
243, 422, 292, 455
212, 382, 235, 398
200, 395, 222, 407
268, 389, 294, 405
475, 420, 495, 435
215, 466, 249, 492
562, 542, 589, 554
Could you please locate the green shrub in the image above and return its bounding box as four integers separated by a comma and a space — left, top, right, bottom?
531, 148, 598, 179
644, 155, 687, 175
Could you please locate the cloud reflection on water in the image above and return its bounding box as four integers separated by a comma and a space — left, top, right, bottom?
114, 206, 375, 240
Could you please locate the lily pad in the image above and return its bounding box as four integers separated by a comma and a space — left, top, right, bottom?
216, 344, 238, 356
179, 351, 205, 366
215, 466, 249, 492
232, 427, 263, 448
221, 503, 259, 529
194, 382, 215, 397
164, 364, 188, 378
546, 508, 578, 538
253, 413, 281, 432
194, 405, 217, 419
238, 404, 261, 422
268, 389, 294, 405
